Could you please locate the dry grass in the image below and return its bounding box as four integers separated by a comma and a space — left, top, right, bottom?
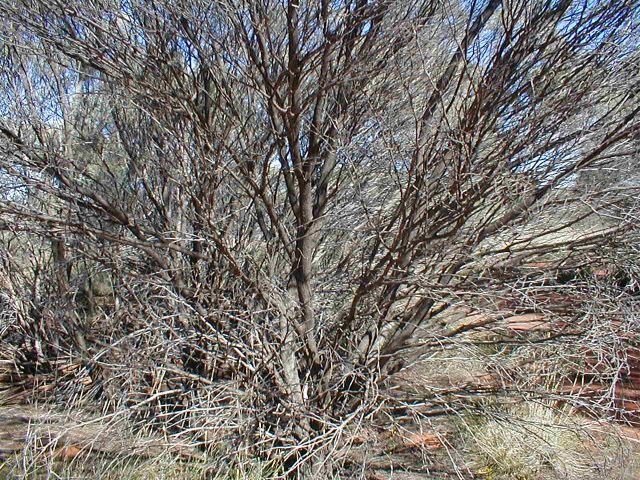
0, 401, 278, 480
0, 450, 206, 480
459, 402, 638, 480
0, 447, 279, 480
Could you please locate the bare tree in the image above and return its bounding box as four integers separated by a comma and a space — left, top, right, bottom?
0, 0, 639, 477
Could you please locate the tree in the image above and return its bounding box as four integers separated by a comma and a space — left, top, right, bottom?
0, 0, 639, 477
